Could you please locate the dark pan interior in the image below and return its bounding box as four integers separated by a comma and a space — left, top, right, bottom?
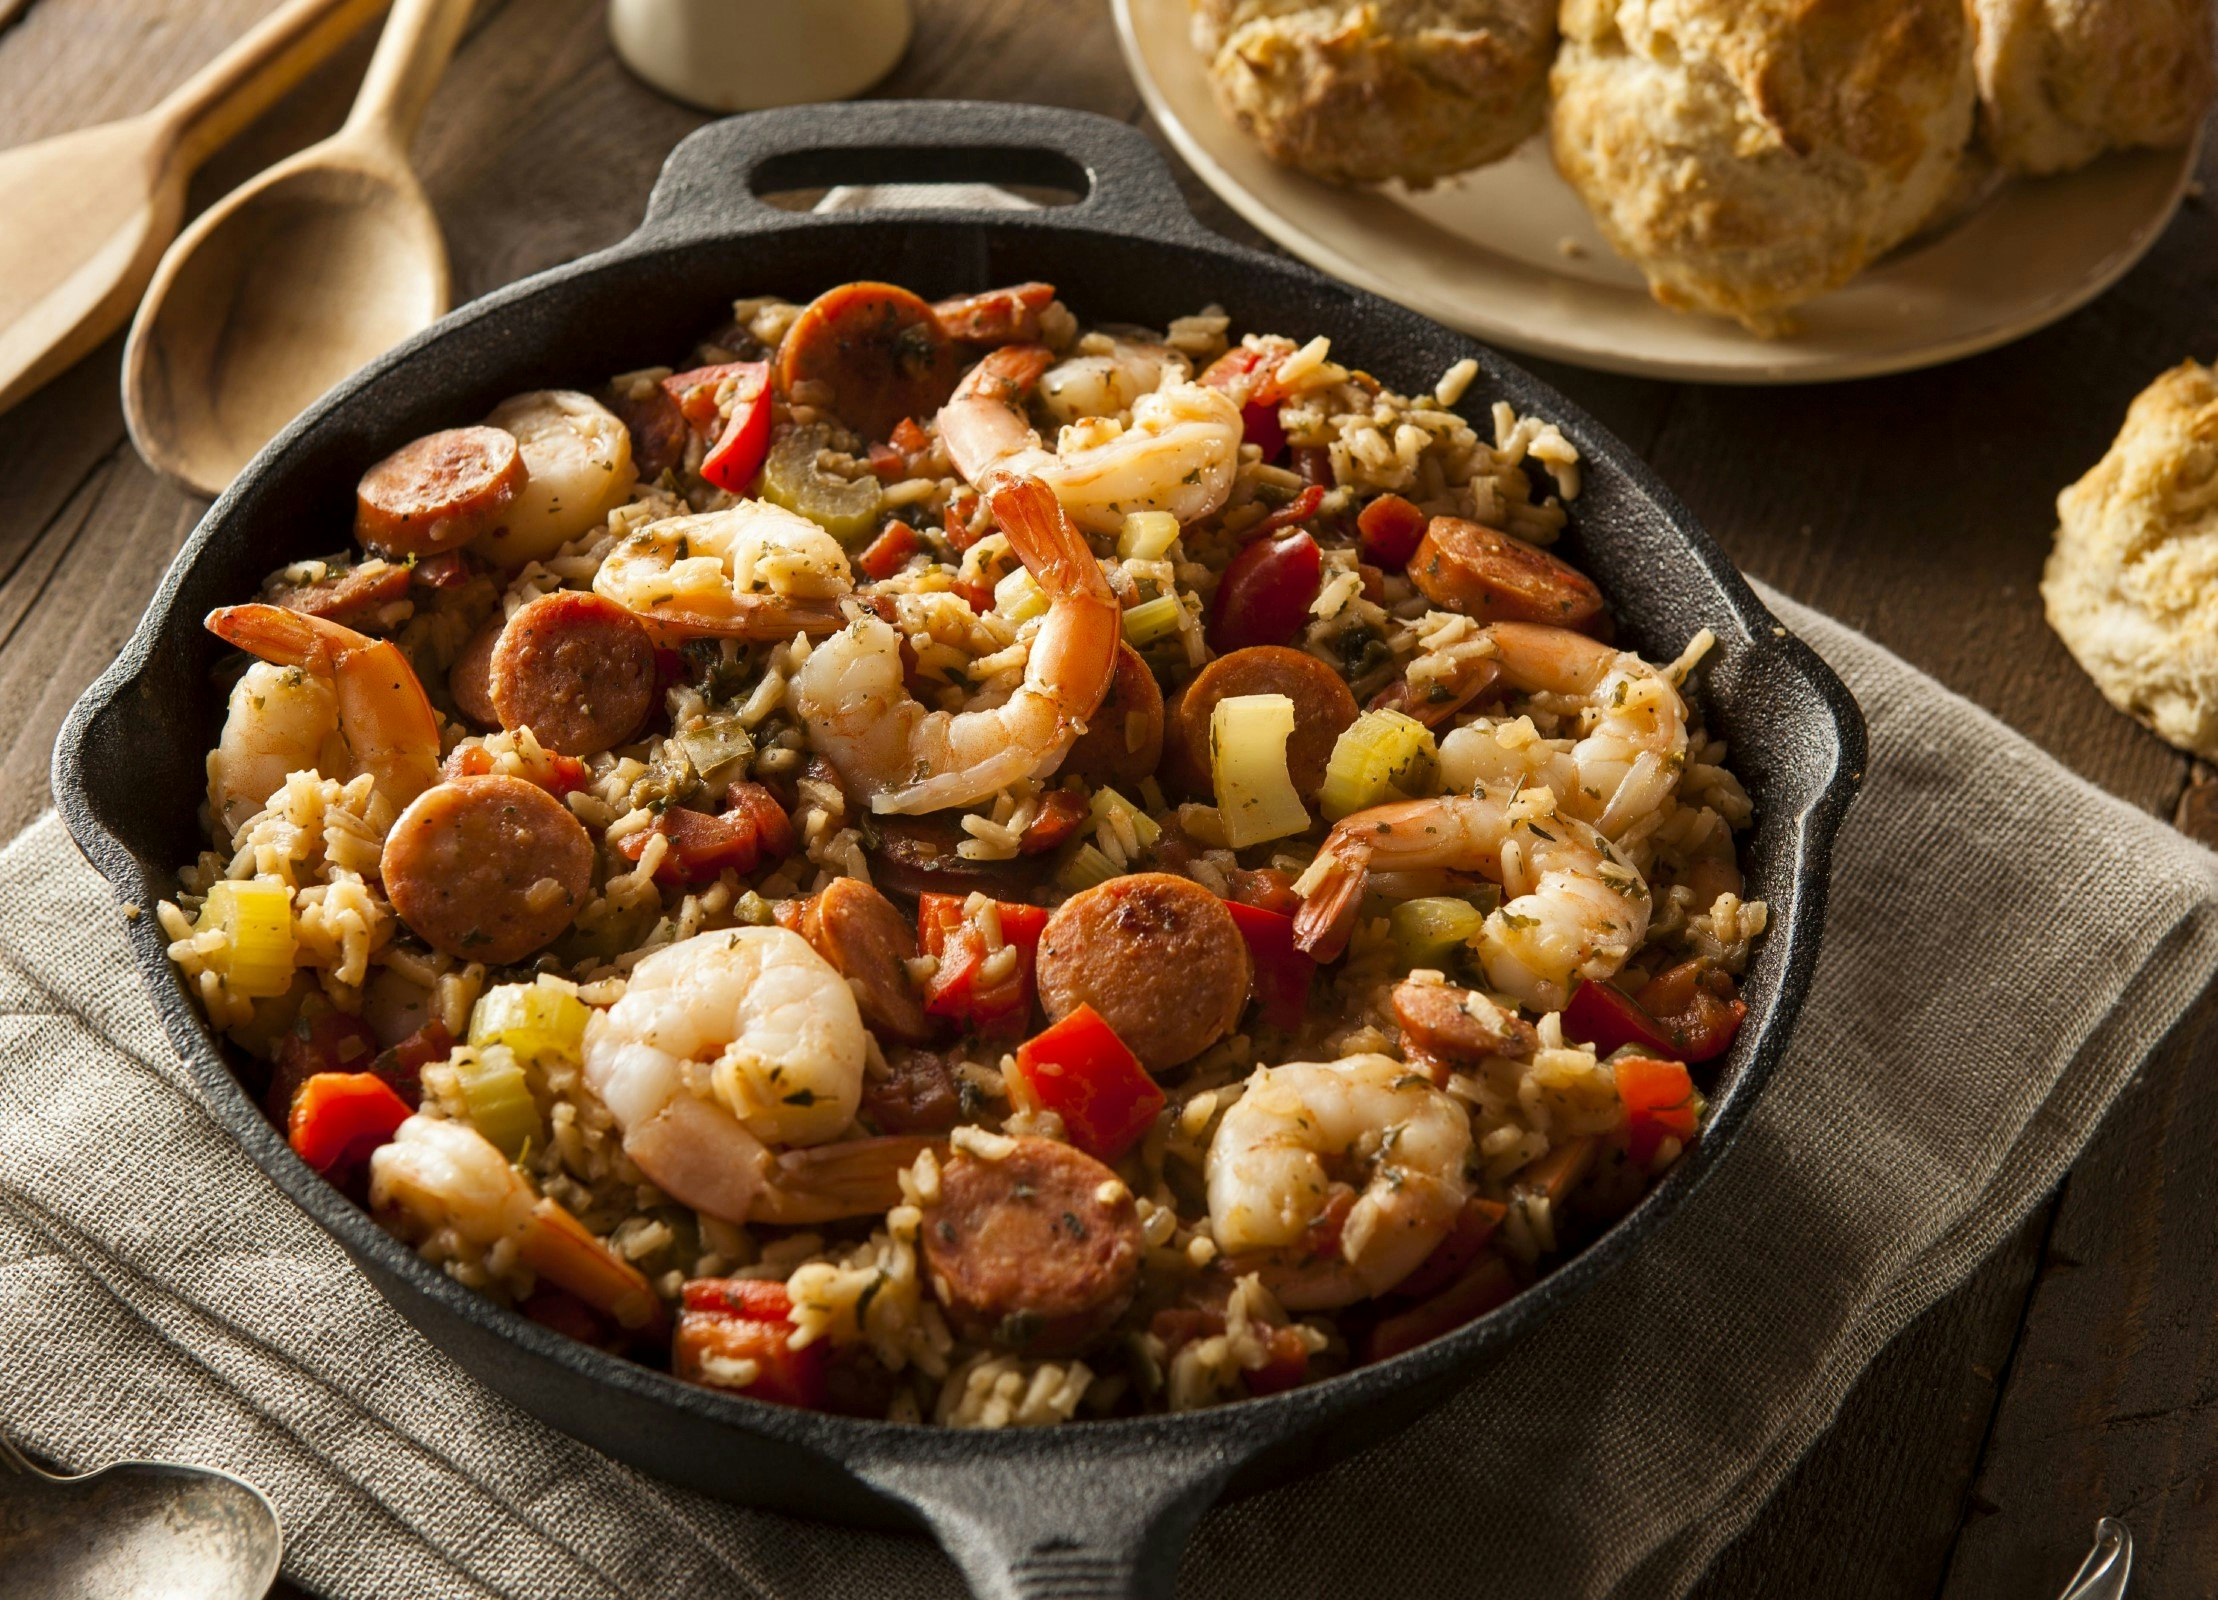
54, 103, 1863, 1597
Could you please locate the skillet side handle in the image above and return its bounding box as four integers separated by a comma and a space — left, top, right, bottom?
630, 99, 1216, 249
853, 1434, 1236, 1600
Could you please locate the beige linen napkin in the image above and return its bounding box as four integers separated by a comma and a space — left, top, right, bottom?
4, 589, 2217, 1600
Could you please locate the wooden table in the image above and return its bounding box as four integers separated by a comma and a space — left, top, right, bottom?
3, 3, 2212, 1594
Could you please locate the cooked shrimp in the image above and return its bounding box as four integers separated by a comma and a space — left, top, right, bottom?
1208, 1054, 1472, 1310
205, 604, 442, 838
1037, 334, 1192, 426
369, 1114, 662, 1331
580, 929, 929, 1225
1437, 623, 1689, 836
1294, 788, 1652, 1012
935, 344, 1242, 533
791, 474, 1119, 813
592, 502, 850, 639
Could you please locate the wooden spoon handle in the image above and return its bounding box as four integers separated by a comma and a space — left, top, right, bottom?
153, 0, 391, 172
341, 0, 475, 152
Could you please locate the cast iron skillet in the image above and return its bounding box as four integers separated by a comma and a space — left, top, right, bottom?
53, 102, 1864, 1600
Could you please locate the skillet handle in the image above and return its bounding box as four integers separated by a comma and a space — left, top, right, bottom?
631, 100, 1217, 249
852, 1433, 1238, 1600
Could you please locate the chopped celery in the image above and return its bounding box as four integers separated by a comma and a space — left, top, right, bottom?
454, 1046, 541, 1159
995, 566, 1049, 624
1057, 842, 1121, 892
677, 713, 754, 794
1209, 693, 1311, 848
469, 980, 589, 1065
1319, 709, 1440, 820
1118, 510, 1180, 561
1391, 897, 1489, 970
1086, 786, 1161, 849
761, 424, 881, 544
1121, 594, 1185, 648
201, 879, 296, 998
731, 891, 775, 926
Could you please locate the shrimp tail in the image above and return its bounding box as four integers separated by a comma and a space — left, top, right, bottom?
749, 1134, 938, 1225
1293, 830, 1371, 961
207, 602, 354, 670
985, 475, 1113, 605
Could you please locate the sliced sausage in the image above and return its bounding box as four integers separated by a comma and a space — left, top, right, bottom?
1368, 655, 1503, 729
1408, 517, 1607, 634
355, 426, 526, 558
1061, 642, 1164, 790
266, 558, 411, 625
488, 591, 657, 757
380, 775, 593, 964
774, 281, 961, 442
448, 617, 502, 728
866, 812, 1049, 906
605, 381, 689, 481
863, 1047, 963, 1135
1164, 645, 1359, 803
1392, 978, 1538, 1080
1035, 873, 1251, 1073
931, 282, 1056, 346
919, 1137, 1143, 1354
804, 877, 933, 1045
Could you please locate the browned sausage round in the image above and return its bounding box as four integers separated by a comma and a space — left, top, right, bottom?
448, 616, 502, 728
380, 775, 593, 964
774, 281, 961, 443
1035, 873, 1251, 1072
919, 1137, 1143, 1354
863, 1047, 963, 1134
1408, 517, 1606, 633
266, 558, 411, 625
804, 877, 933, 1045
488, 591, 657, 756
1391, 977, 1538, 1079
605, 382, 688, 481
1164, 645, 1359, 803
1062, 642, 1164, 790
355, 426, 526, 557
867, 812, 1049, 906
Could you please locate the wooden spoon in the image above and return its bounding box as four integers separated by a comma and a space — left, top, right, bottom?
0, 0, 387, 417
123, 0, 475, 497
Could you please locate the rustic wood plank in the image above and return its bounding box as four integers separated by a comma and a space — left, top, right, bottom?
1940, 995, 2218, 1598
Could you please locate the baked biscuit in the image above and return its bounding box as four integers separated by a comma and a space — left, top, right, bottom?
1968, 0, 2215, 175
1193, 0, 1558, 186
2043, 360, 2218, 759
1548, 0, 1976, 332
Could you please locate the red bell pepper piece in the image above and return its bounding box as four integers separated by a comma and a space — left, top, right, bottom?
856, 519, 919, 581
1561, 977, 1683, 1061
1198, 345, 1287, 406
1356, 493, 1428, 569
661, 361, 773, 493
1222, 900, 1313, 1034
1633, 959, 1748, 1063
1364, 1252, 1518, 1363
1614, 1056, 1701, 1166
267, 1010, 382, 1125
1208, 530, 1323, 654
615, 784, 796, 886
1242, 401, 1287, 464
918, 893, 1049, 1035
1010, 1003, 1165, 1161
673, 1279, 827, 1408
287, 1072, 412, 1177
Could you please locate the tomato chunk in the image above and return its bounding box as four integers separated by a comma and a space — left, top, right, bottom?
918, 893, 1049, 1035
614, 784, 796, 886
1242, 401, 1287, 464
1011, 1003, 1165, 1161
1561, 978, 1683, 1061
674, 1278, 828, 1408
661, 361, 773, 493
1222, 900, 1313, 1033
287, 1072, 412, 1178
1198, 345, 1286, 406
1242, 1325, 1312, 1395
1357, 493, 1428, 569
1208, 531, 1323, 654
1614, 1055, 1701, 1166
1017, 787, 1090, 856
1364, 1252, 1518, 1363
1634, 959, 1748, 1063
1250, 484, 1325, 537
857, 519, 919, 580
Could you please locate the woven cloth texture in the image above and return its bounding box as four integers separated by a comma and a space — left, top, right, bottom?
4, 588, 2216, 1600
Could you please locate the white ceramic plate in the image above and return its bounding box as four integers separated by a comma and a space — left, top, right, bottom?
1115, 0, 2199, 383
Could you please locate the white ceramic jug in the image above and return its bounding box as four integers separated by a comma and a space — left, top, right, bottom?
608, 0, 912, 112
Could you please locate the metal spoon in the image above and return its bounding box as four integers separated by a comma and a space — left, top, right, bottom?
0, 1426, 280, 1600
121, 0, 475, 497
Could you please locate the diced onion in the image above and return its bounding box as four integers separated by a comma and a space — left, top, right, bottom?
678, 713, 755, 792
1118, 511, 1181, 561
1319, 709, 1440, 820
201, 879, 296, 999
1121, 594, 1184, 647
1209, 693, 1311, 848
454, 1046, 542, 1159
469, 979, 589, 1065
996, 566, 1049, 624
1390, 897, 1489, 970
